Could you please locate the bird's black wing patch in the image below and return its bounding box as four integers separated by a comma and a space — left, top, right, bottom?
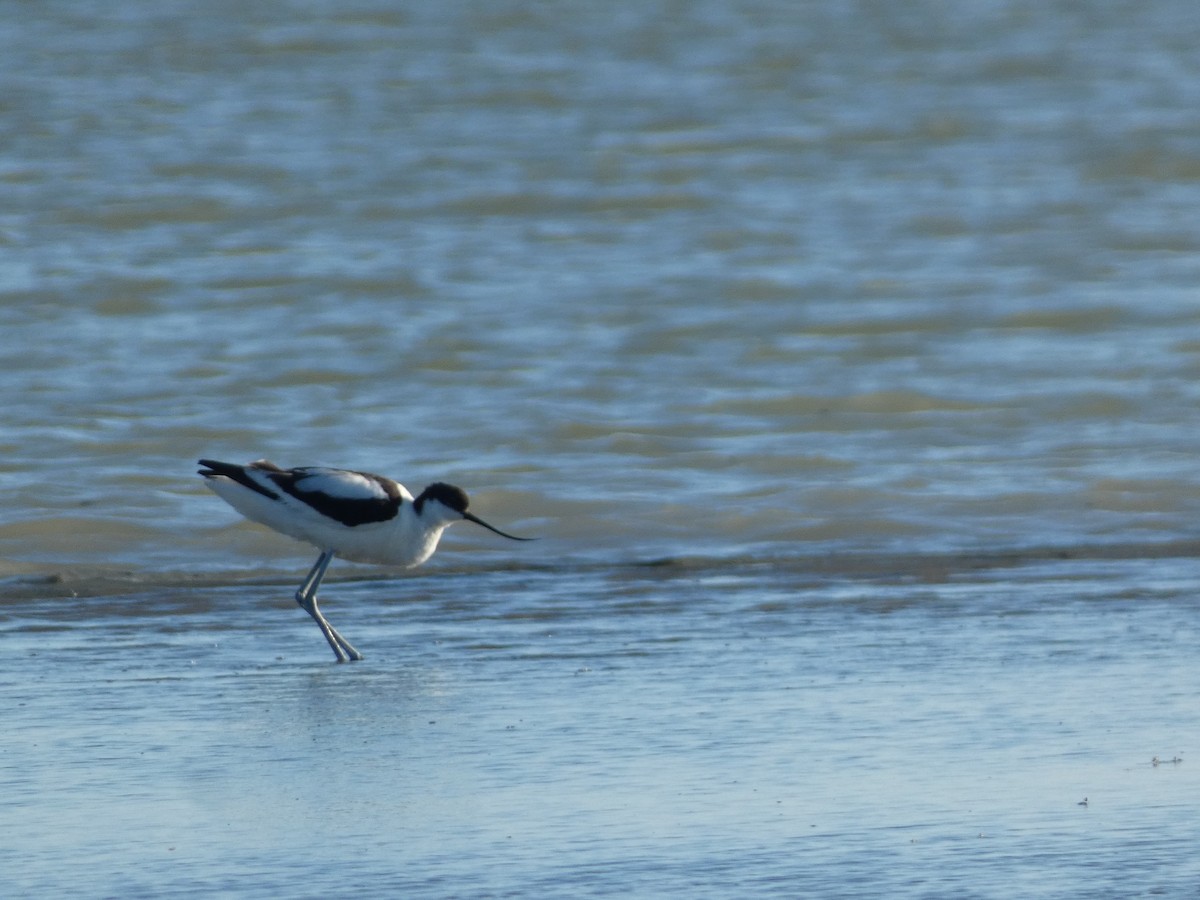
268, 468, 403, 527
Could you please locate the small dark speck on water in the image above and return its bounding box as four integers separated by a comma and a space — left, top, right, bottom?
1151, 756, 1183, 767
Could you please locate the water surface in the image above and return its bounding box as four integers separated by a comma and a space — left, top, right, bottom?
3, 1, 1200, 896
6, 555, 1200, 897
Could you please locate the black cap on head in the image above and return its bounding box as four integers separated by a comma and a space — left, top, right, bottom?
416, 482, 470, 514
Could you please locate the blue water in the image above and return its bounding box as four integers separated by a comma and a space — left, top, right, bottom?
3, 1, 1200, 895
6, 556, 1200, 897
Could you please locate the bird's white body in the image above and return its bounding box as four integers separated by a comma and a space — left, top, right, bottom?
198, 458, 532, 662
202, 465, 453, 567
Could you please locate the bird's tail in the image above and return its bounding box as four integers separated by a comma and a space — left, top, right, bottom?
198, 458, 285, 500
197, 458, 240, 479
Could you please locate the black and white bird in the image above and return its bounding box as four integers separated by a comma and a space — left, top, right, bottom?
198, 458, 532, 662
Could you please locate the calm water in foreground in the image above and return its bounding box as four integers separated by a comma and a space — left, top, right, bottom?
4, 0, 1200, 896
5, 553, 1200, 897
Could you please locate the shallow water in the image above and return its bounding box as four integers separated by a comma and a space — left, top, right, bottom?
4, 0, 1200, 895
5, 554, 1200, 897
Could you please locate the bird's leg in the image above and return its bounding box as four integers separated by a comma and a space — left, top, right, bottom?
295, 551, 347, 662
296, 549, 334, 605
324, 618, 362, 662
294, 551, 363, 662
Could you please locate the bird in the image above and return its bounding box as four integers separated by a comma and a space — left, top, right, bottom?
198, 458, 533, 662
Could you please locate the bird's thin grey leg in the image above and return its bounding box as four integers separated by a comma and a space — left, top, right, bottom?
295, 551, 346, 662
323, 617, 362, 662
294, 551, 363, 663
296, 550, 334, 604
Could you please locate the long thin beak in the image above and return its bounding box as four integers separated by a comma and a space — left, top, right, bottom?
463, 511, 535, 541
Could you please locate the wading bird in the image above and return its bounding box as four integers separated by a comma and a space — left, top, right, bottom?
198, 458, 532, 662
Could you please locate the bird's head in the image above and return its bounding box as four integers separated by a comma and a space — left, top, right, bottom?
415, 482, 534, 541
